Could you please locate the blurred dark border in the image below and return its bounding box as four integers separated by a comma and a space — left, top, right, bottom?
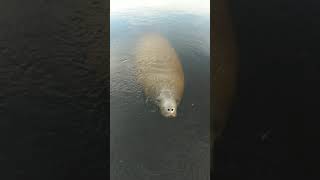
213, 0, 307, 179
0, 0, 109, 179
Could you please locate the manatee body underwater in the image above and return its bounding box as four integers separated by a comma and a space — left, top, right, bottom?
135, 33, 185, 118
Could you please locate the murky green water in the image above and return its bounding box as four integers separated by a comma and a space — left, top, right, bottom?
110, 5, 210, 180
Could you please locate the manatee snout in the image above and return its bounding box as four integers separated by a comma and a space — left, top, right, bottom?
160, 108, 177, 118
159, 98, 177, 118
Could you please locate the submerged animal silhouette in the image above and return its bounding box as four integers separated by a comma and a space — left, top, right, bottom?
135, 33, 185, 118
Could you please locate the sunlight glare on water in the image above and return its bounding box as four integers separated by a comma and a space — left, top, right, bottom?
111, 0, 210, 15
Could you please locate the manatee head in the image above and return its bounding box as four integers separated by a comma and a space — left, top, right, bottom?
159, 97, 177, 118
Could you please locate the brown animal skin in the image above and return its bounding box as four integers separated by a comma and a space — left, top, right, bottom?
135, 33, 185, 118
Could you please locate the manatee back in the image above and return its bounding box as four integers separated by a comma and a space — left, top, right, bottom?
135, 33, 184, 103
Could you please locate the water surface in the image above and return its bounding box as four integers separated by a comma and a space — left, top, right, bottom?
110, 4, 210, 180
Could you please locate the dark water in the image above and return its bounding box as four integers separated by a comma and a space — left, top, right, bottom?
0, 0, 107, 179
110, 8, 210, 180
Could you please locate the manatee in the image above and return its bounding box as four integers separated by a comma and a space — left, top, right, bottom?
135, 33, 184, 118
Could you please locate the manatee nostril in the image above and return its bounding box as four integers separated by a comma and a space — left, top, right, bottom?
171, 109, 173, 111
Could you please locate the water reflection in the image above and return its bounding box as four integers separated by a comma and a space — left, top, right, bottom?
110, 1, 210, 179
